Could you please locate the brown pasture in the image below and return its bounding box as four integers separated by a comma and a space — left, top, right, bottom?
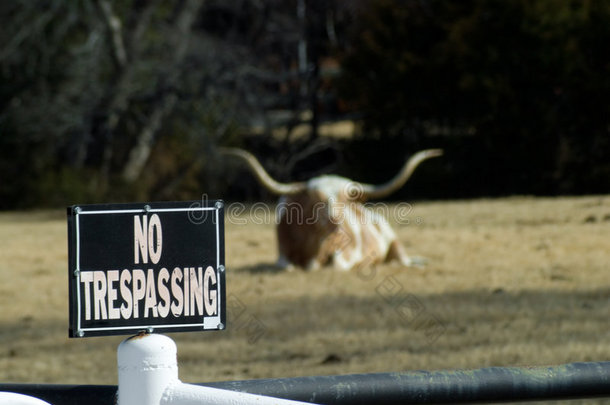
0, 196, 609, 389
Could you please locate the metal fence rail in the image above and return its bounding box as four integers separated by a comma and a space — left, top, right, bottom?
0, 384, 115, 405
2, 361, 610, 405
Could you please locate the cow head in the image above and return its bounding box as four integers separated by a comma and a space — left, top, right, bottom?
221, 147, 442, 270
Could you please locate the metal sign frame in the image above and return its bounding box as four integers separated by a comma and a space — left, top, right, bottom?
67, 201, 225, 338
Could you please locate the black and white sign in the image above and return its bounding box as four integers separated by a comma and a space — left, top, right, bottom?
67, 201, 225, 338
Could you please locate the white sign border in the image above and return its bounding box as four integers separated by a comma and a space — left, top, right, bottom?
73, 205, 223, 337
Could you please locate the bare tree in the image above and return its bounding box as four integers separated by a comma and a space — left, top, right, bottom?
0, 0, 352, 207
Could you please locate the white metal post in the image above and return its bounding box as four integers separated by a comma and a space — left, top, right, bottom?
117, 333, 317, 405
0, 392, 52, 405
118, 333, 179, 405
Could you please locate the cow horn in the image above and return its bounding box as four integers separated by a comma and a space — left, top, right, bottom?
359, 149, 443, 200
220, 147, 307, 195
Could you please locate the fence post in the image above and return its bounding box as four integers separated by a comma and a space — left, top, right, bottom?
117, 333, 179, 405
0, 392, 52, 405
117, 333, 317, 405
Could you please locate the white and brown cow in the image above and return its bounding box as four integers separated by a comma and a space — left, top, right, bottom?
221, 147, 442, 270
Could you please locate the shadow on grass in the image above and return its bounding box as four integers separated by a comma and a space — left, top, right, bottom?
234, 262, 284, 274
172, 287, 610, 351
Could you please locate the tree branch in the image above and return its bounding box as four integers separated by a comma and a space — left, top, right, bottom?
122, 93, 178, 182
96, 0, 127, 69
121, 0, 206, 182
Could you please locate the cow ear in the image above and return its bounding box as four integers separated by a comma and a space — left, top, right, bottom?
326, 199, 345, 227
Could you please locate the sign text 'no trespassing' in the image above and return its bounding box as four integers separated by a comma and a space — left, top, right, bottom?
67, 201, 225, 338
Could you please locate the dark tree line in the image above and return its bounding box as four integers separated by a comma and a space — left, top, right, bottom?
338, 0, 610, 198
0, 0, 353, 207
1, 0, 609, 209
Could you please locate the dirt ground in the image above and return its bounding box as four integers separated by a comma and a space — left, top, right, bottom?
0, 196, 609, 395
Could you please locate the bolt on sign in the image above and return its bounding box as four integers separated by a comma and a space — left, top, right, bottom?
67, 201, 225, 338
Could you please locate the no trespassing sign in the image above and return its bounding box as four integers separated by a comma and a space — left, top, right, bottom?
67, 201, 225, 338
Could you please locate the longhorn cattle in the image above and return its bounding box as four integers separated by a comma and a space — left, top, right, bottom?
221, 147, 442, 270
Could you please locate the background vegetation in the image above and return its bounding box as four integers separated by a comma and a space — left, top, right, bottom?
1, 0, 609, 209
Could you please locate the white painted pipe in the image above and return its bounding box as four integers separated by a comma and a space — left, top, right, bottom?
118, 333, 179, 405
117, 333, 316, 405
162, 381, 315, 405
0, 392, 52, 405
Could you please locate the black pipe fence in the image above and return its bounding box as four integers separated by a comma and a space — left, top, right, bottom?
2, 361, 609, 404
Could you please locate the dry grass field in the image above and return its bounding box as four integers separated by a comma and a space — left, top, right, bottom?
1, 196, 609, 395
